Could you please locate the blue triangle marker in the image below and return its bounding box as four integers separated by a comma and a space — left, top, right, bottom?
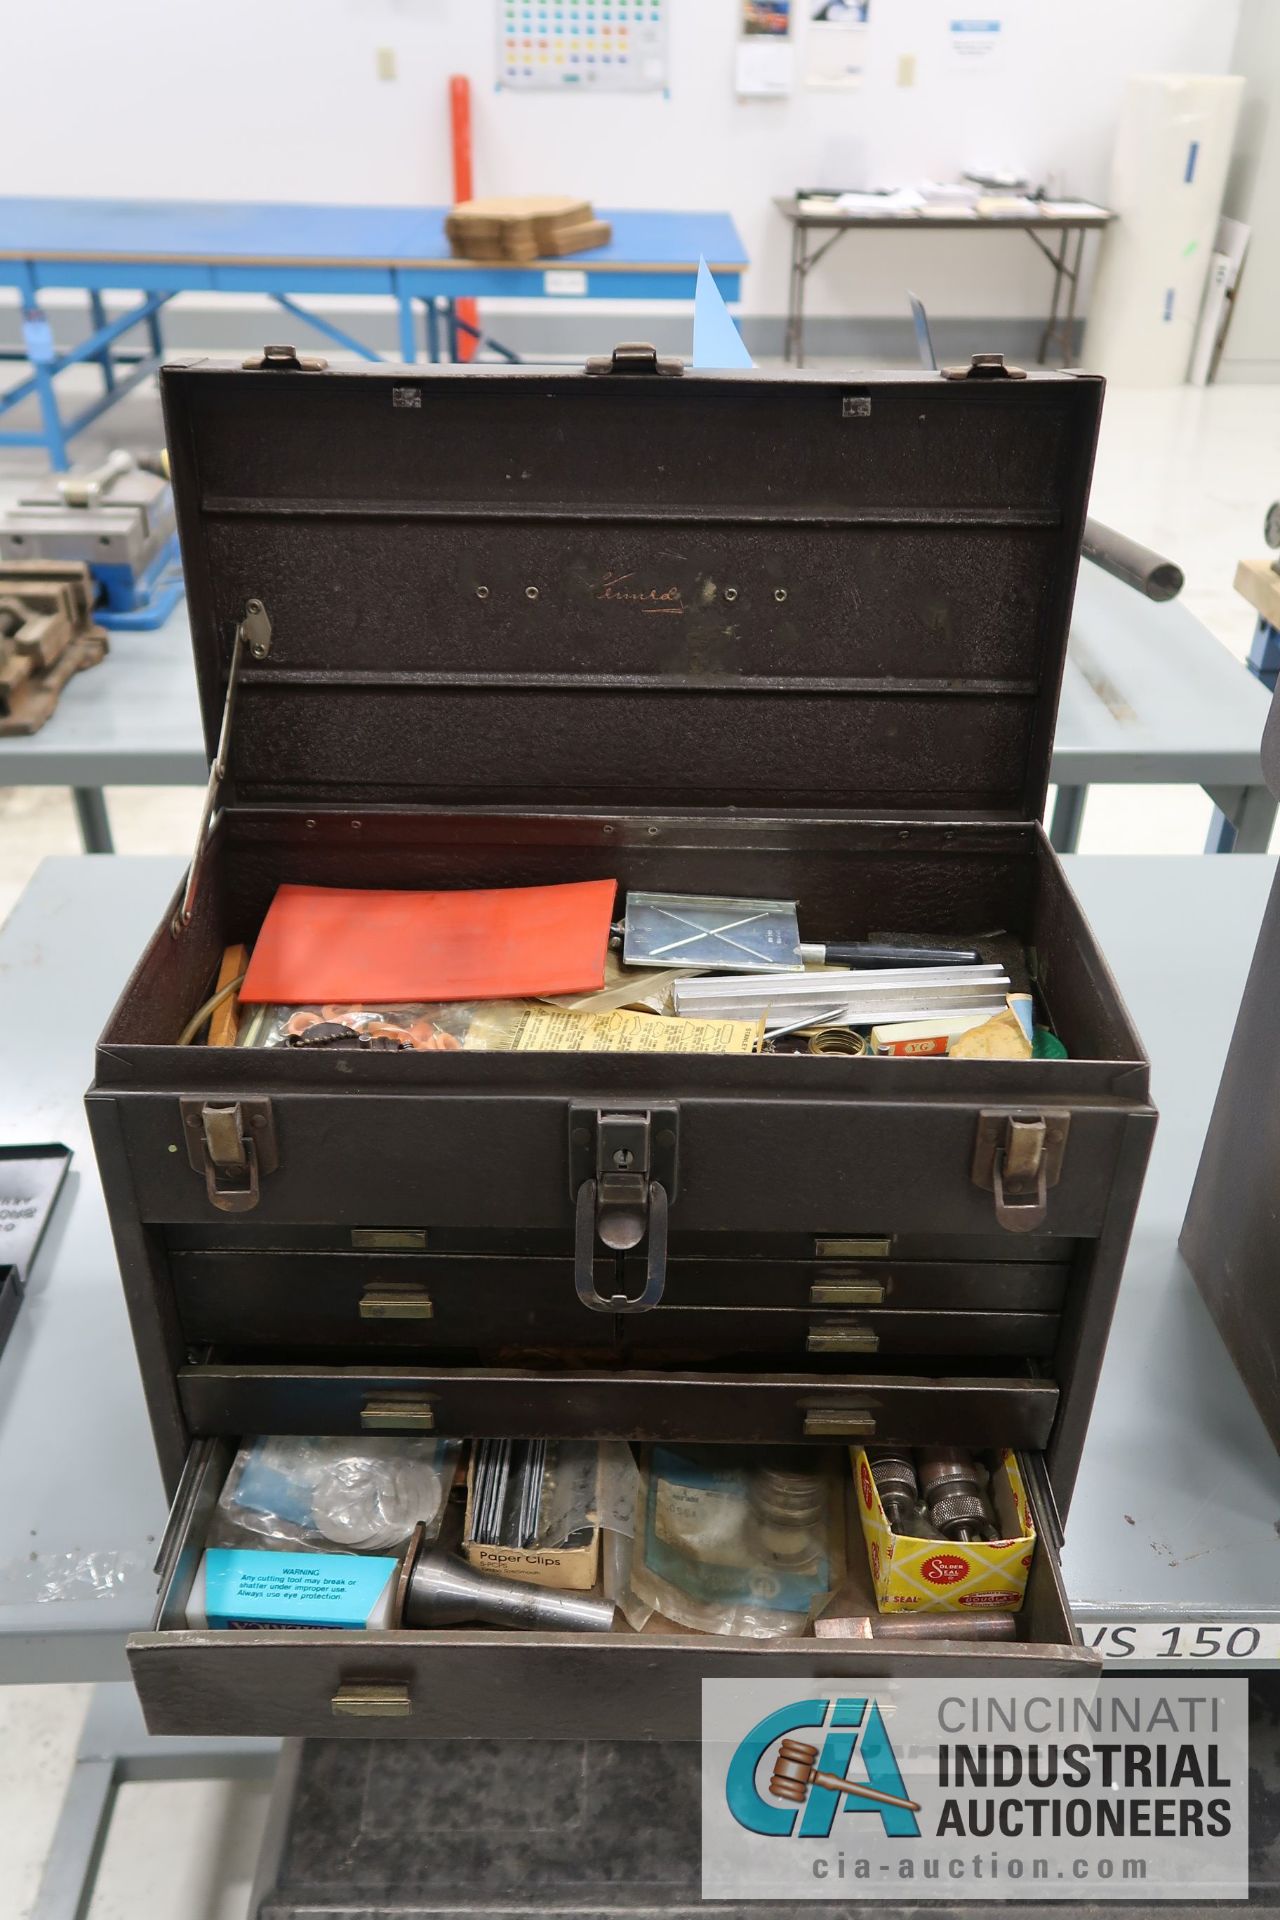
693, 256, 754, 369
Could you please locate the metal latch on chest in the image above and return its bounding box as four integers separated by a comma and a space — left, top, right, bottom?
181, 1098, 278, 1212
570, 1107, 679, 1312
972, 1110, 1070, 1233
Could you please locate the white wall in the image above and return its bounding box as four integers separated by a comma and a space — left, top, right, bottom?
2, 0, 1241, 321
1219, 0, 1280, 379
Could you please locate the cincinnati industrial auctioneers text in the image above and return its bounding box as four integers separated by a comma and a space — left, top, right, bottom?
932, 1690, 1234, 1840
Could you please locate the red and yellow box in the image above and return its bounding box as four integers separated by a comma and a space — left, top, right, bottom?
851, 1446, 1036, 1613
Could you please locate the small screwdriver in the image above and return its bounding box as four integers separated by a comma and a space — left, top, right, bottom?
798, 942, 983, 969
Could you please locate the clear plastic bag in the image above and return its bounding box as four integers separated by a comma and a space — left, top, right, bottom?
618, 1445, 844, 1638
235, 1001, 486, 1051
213, 1436, 461, 1553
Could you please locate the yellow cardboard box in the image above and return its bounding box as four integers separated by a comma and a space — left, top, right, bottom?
851, 1446, 1035, 1613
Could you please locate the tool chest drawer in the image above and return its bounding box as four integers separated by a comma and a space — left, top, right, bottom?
128, 1437, 1095, 1740
176, 1362, 1060, 1450
171, 1246, 1073, 1345
179, 1292, 1057, 1361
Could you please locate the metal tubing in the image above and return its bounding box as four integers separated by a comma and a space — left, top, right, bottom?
1082, 518, 1184, 602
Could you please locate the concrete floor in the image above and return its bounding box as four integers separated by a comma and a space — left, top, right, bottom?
0, 359, 1278, 1917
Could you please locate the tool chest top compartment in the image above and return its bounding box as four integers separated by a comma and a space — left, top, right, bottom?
88, 354, 1154, 1548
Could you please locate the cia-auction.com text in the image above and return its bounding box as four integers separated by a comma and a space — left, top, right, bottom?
808, 1852, 1149, 1885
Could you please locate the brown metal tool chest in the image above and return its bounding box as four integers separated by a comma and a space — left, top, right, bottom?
87, 348, 1155, 1736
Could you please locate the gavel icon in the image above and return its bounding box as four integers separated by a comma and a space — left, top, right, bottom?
769, 1739, 921, 1813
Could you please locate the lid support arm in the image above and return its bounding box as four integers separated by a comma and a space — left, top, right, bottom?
171, 598, 271, 938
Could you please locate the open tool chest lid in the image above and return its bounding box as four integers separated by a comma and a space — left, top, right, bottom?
162, 349, 1101, 820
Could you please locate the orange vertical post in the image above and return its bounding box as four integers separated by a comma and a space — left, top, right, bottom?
450, 74, 479, 362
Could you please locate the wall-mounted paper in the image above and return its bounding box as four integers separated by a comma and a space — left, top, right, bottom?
948, 16, 1004, 71
736, 0, 793, 96
693, 258, 754, 369
735, 36, 794, 94
805, 0, 869, 90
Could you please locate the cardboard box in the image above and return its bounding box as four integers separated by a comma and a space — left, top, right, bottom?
868, 1012, 991, 1056
463, 1455, 600, 1592
851, 1446, 1035, 1613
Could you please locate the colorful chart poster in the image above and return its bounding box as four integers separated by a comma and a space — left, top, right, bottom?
497, 0, 669, 92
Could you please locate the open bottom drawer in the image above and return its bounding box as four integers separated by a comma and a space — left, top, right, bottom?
129, 1437, 1097, 1740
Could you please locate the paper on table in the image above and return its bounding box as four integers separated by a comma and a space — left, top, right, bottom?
239, 879, 618, 1004
1037, 200, 1107, 218
505, 1007, 761, 1054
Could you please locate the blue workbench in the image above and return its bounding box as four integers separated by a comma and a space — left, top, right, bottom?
0, 197, 747, 467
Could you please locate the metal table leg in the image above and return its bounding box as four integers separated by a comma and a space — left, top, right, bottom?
1062, 225, 1085, 363
72, 788, 113, 854
30, 1683, 278, 1920
88, 292, 116, 395
395, 289, 418, 363
1049, 784, 1088, 853
1033, 224, 1087, 365
794, 229, 809, 369
145, 297, 165, 362
17, 264, 71, 471
1206, 784, 1279, 855
785, 219, 804, 364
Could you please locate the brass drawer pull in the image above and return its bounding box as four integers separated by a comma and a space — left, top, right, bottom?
810, 1277, 886, 1307
803, 1408, 876, 1438
360, 1396, 435, 1432
331, 1683, 412, 1719
359, 1283, 434, 1321
807, 1323, 880, 1354
814, 1236, 890, 1259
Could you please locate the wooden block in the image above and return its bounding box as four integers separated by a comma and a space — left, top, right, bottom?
540, 219, 612, 257
1234, 557, 1280, 629
209, 943, 250, 1047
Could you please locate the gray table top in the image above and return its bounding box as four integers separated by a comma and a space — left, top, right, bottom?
0, 851, 1277, 1683
0, 566, 1267, 794
776, 194, 1114, 231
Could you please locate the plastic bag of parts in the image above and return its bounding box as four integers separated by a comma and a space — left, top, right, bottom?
212, 1436, 461, 1553
235, 1001, 484, 1051
616, 1445, 844, 1638
233, 994, 714, 1055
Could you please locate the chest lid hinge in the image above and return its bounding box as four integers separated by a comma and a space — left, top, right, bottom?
181, 1097, 279, 1212
570, 1106, 679, 1312
171, 598, 271, 937
584, 341, 684, 378
971, 1110, 1069, 1233
941, 351, 1027, 382
241, 343, 328, 371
